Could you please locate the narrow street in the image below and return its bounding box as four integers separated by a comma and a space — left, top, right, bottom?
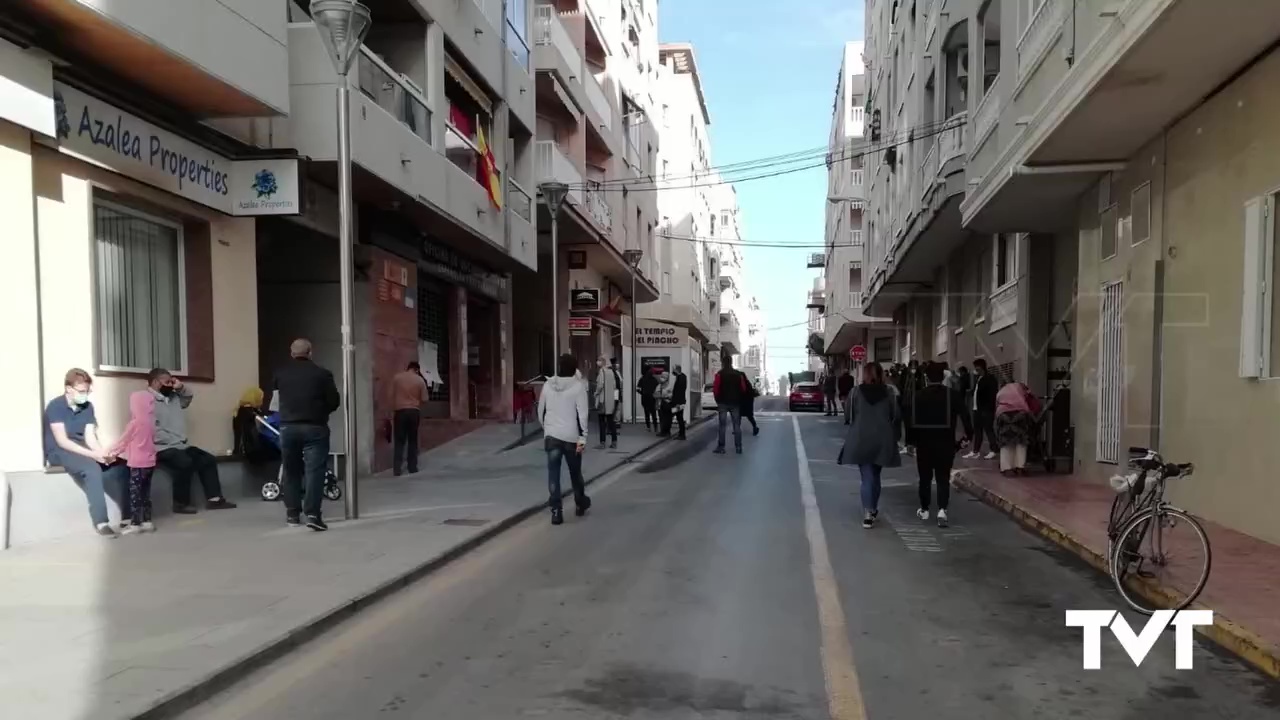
182, 399, 1279, 720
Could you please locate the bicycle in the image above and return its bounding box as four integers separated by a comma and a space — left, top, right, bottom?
1106, 446, 1211, 615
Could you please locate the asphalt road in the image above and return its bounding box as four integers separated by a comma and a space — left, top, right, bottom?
183, 397, 1279, 720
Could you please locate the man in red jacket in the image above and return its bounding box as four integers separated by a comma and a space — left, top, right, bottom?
712, 354, 749, 455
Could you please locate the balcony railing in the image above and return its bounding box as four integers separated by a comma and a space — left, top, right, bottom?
584, 72, 612, 130
535, 5, 583, 78
624, 113, 642, 168
584, 180, 612, 229
935, 324, 949, 355
445, 123, 485, 184
1017, 0, 1065, 80
356, 47, 431, 144
507, 19, 531, 70
939, 112, 968, 164
972, 78, 1001, 147
534, 140, 584, 204
990, 282, 1019, 332
850, 291, 863, 310
919, 139, 939, 202
850, 229, 863, 246
509, 179, 533, 222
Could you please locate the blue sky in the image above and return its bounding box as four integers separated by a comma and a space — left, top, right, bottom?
660, 0, 864, 383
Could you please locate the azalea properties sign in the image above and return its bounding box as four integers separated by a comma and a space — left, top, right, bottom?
52, 82, 300, 216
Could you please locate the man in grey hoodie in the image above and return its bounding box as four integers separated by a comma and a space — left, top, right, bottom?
538, 353, 591, 525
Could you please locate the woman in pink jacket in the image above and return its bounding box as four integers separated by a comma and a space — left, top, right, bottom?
110, 390, 158, 534
994, 382, 1042, 476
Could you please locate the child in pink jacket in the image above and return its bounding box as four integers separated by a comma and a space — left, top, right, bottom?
110, 390, 157, 534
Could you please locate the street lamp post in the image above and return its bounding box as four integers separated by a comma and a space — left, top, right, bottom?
311, 0, 371, 520
540, 182, 569, 368
623, 248, 644, 424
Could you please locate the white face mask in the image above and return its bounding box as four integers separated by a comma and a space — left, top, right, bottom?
71, 391, 90, 406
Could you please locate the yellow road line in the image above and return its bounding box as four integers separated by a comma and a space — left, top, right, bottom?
791, 416, 868, 720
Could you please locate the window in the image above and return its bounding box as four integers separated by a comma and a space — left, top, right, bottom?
1100, 205, 1118, 260
1240, 192, 1280, 378
505, 0, 530, 68
722, 211, 731, 228
851, 229, 863, 245
993, 233, 1017, 290
1131, 182, 1151, 246
94, 200, 185, 372
1097, 281, 1124, 463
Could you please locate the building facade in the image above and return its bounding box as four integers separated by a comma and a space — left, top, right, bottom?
863, 0, 1280, 545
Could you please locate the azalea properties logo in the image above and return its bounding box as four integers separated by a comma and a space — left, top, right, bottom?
1065, 610, 1213, 669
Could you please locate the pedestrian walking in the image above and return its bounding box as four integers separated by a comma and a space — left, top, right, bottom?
909, 363, 959, 527
670, 364, 689, 440
538, 353, 590, 525
636, 367, 659, 431
963, 359, 1000, 460
273, 338, 341, 532
593, 356, 621, 449
995, 381, 1042, 476
837, 369, 855, 421
712, 354, 749, 454
954, 365, 974, 449
837, 362, 901, 528
654, 367, 674, 437
822, 372, 839, 416
108, 390, 159, 535
391, 361, 429, 475
740, 379, 760, 437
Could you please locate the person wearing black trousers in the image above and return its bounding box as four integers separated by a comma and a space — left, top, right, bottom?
910, 362, 960, 527
740, 380, 760, 436
636, 369, 659, 431
670, 365, 689, 439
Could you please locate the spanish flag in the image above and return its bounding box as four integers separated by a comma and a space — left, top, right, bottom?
476, 125, 502, 210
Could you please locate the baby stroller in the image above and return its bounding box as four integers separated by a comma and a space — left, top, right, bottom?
254, 413, 343, 502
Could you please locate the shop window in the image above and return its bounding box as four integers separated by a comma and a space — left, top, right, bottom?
417, 278, 451, 402
93, 199, 184, 373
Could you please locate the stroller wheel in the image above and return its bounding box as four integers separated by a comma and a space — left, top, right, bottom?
323, 483, 343, 501
261, 482, 281, 501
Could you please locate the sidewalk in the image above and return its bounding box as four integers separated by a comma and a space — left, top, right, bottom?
0, 422, 695, 720
952, 465, 1280, 679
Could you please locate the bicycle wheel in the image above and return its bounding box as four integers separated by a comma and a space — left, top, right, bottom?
1110, 507, 1212, 614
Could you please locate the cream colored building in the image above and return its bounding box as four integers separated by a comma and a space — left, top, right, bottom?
866, 0, 1280, 544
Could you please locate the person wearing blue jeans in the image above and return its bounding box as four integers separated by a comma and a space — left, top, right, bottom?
273, 339, 341, 532
538, 353, 591, 525
712, 355, 748, 454
43, 368, 129, 538
838, 362, 901, 528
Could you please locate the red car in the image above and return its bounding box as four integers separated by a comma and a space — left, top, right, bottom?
789, 382, 824, 412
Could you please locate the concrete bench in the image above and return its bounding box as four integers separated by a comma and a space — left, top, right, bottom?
0, 457, 277, 549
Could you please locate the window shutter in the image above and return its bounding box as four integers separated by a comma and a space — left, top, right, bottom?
1240, 196, 1268, 378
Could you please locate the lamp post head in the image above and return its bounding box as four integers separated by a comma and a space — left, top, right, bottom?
623, 249, 644, 268
540, 181, 569, 215
311, 0, 372, 77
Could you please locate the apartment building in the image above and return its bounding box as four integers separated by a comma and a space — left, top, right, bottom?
821, 41, 895, 372
0, 0, 543, 543
805, 276, 828, 374
864, 0, 1280, 544
740, 297, 769, 390
517, 0, 662, 410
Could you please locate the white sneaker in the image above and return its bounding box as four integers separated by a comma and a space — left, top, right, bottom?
140, 521, 156, 533
120, 524, 144, 536
916, 508, 930, 521
937, 509, 949, 528
962, 451, 978, 460
983, 451, 997, 460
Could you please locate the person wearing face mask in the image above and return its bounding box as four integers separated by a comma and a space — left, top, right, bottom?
148, 368, 238, 514
43, 368, 129, 537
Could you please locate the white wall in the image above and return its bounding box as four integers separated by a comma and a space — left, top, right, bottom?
80, 0, 290, 114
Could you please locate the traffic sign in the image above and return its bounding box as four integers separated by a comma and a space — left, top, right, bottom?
850, 345, 868, 362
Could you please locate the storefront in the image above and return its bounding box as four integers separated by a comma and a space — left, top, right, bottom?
4, 79, 300, 470
627, 321, 701, 421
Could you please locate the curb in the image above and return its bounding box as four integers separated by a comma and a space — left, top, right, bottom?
951, 469, 1280, 680
134, 419, 711, 720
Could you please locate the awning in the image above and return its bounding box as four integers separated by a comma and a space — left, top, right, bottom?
444, 54, 493, 115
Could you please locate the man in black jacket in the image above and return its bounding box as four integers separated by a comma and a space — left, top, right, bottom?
910, 363, 960, 527
669, 365, 689, 440
273, 338, 341, 531
740, 379, 760, 437
837, 369, 855, 422
636, 368, 659, 431
712, 354, 748, 454
965, 358, 1000, 460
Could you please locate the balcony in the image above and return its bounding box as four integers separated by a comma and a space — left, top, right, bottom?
1017, 0, 1067, 82
508, 178, 533, 222
584, 72, 613, 132
971, 78, 1002, 152
286, 27, 505, 253
807, 253, 826, 269
534, 5, 584, 110
534, 140, 584, 205
508, 179, 536, 270
14, 0, 288, 116
584, 180, 612, 231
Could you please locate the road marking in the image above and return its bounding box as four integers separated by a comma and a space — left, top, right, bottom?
889, 522, 945, 552
792, 416, 868, 720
